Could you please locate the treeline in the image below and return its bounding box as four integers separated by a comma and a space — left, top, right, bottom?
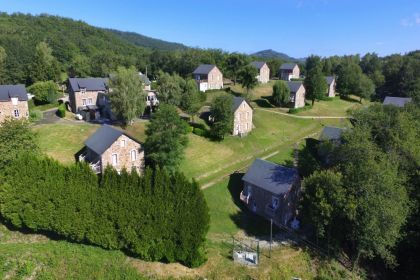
0, 150, 209, 267
299, 103, 420, 278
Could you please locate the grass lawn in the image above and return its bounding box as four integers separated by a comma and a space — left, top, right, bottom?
33, 123, 99, 164
28, 99, 60, 112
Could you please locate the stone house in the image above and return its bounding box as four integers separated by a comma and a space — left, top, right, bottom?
0, 84, 29, 124
325, 76, 336, 97
193, 64, 223, 92
287, 81, 306, 108
279, 63, 300, 81
79, 125, 144, 174
232, 96, 253, 136
139, 72, 151, 91
240, 159, 300, 226
250, 61, 270, 84
68, 78, 109, 120
383, 96, 412, 107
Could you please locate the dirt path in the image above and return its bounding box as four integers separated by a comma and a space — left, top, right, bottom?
200, 132, 317, 190
255, 108, 349, 119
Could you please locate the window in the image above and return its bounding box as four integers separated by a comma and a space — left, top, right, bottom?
111, 154, 118, 166
87, 98, 93, 105
80, 88, 86, 94
82, 99, 87, 106
272, 197, 279, 209
13, 109, 20, 118
120, 139, 126, 147
130, 150, 137, 161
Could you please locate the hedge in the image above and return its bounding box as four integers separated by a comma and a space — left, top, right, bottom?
57, 103, 66, 118
0, 154, 210, 267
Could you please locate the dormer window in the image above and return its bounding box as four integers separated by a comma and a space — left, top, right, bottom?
80, 88, 86, 94
11, 97, 18, 105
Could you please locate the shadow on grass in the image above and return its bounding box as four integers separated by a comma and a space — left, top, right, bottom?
254, 97, 275, 108
226, 173, 274, 239
339, 95, 360, 103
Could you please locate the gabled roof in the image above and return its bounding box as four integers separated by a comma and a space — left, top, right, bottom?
280, 63, 298, 70
250, 61, 267, 70
319, 126, 345, 141
286, 81, 304, 93
69, 78, 108, 92
139, 72, 151, 86
0, 85, 28, 101
383, 96, 412, 107
242, 159, 298, 195
84, 125, 140, 155
232, 96, 252, 112
193, 64, 217, 75
325, 76, 335, 85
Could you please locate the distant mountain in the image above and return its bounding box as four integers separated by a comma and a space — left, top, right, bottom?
106, 29, 188, 51
251, 49, 303, 62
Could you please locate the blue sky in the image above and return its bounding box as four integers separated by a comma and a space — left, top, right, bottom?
1, 0, 419, 57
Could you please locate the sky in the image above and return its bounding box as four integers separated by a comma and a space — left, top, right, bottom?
1, 0, 419, 57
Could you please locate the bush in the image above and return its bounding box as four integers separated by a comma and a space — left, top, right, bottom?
0, 154, 210, 267
27, 81, 60, 104
193, 127, 207, 137
187, 125, 194, 133
57, 103, 66, 118
190, 122, 207, 130
29, 110, 43, 122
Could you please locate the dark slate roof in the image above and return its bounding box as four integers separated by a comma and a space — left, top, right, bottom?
139, 72, 151, 86
319, 126, 345, 141
250, 61, 266, 69
0, 85, 28, 101
232, 96, 252, 112
325, 76, 335, 85
280, 63, 298, 70
193, 64, 216, 75
69, 78, 108, 92
286, 81, 303, 93
242, 159, 298, 195
383, 96, 412, 107
84, 125, 140, 155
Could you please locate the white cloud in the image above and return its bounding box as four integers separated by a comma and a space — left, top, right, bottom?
401, 13, 420, 27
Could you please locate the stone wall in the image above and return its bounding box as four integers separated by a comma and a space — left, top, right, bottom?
293, 85, 306, 108
233, 100, 253, 136
0, 100, 29, 124
257, 64, 270, 84
69, 89, 104, 113
100, 134, 144, 174
207, 67, 224, 90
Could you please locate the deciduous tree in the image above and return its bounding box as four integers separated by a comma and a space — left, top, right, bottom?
210, 95, 233, 140
272, 80, 290, 106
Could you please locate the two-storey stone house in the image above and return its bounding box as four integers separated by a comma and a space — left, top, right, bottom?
79, 125, 144, 174
0, 85, 29, 124
240, 159, 300, 226
250, 61, 270, 84
232, 96, 253, 136
287, 81, 306, 108
68, 78, 109, 120
193, 64, 223, 92
325, 76, 336, 97
279, 63, 300, 81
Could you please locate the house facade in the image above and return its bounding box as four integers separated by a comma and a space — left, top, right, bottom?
0, 85, 29, 124
193, 64, 223, 92
279, 63, 300, 81
68, 78, 109, 120
240, 159, 300, 226
287, 81, 306, 108
79, 125, 144, 174
250, 61, 270, 84
232, 96, 253, 136
383, 96, 412, 107
325, 76, 336, 97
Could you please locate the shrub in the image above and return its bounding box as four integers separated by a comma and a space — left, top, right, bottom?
57, 103, 66, 118
193, 127, 207, 137
29, 110, 43, 122
190, 122, 207, 130
0, 154, 210, 267
187, 125, 194, 133
27, 81, 60, 104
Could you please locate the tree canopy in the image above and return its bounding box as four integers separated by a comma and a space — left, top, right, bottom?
210, 95, 233, 140
272, 80, 290, 106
